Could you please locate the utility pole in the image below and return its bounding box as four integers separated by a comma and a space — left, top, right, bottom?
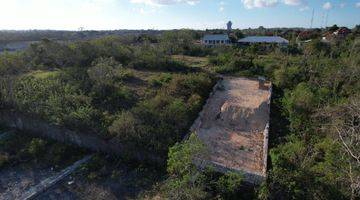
321, 13, 325, 28
310, 8, 314, 29
325, 11, 329, 28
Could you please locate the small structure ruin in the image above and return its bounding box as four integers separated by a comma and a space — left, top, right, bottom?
191, 76, 272, 184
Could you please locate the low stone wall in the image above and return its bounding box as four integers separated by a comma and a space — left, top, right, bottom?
0, 109, 164, 165
194, 159, 265, 185
262, 83, 272, 175
189, 76, 224, 134
262, 123, 270, 175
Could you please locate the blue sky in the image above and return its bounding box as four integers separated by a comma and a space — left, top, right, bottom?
0, 0, 359, 30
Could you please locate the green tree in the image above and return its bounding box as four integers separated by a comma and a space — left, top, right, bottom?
164, 133, 209, 200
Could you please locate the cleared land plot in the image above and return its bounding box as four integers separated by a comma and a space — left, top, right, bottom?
191, 77, 271, 179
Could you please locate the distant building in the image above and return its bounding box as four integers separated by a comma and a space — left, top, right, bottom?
227, 21, 232, 33
322, 32, 334, 42
297, 30, 317, 41
238, 36, 289, 45
201, 21, 232, 46
333, 27, 351, 37
322, 27, 351, 42
201, 34, 231, 46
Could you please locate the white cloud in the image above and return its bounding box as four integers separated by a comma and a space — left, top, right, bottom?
299, 5, 309, 11
130, 0, 199, 6
241, 0, 307, 9
241, 0, 278, 9
339, 3, 346, 8
219, 1, 226, 12
283, 0, 305, 6
356, 2, 360, 8
323, 2, 332, 10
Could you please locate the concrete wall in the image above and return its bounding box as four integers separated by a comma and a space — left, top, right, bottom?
0, 109, 164, 165
194, 159, 265, 185
189, 77, 224, 134
262, 83, 272, 176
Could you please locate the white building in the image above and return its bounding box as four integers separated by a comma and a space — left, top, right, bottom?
201, 34, 231, 46
238, 36, 289, 46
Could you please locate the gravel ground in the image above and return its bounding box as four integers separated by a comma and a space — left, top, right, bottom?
36, 167, 158, 200
0, 164, 58, 199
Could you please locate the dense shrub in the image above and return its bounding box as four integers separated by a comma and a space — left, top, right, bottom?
87, 57, 134, 85
183, 45, 212, 57
108, 111, 136, 139
90, 36, 133, 65
216, 172, 244, 199
0, 52, 26, 76
209, 52, 233, 66
0, 153, 9, 168
130, 46, 188, 71
160, 30, 194, 55
107, 72, 214, 155
149, 73, 173, 87
159, 133, 245, 199
24, 39, 77, 69
131, 94, 190, 154
27, 138, 47, 160
304, 39, 331, 56
4, 71, 105, 133
282, 82, 316, 132
273, 64, 306, 89
165, 73, 215, 99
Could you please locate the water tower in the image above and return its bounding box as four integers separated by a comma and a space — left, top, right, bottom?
227, 21, 232, 33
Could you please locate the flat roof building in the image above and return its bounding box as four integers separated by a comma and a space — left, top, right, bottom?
238, 36, 289, 45
202, 34, 231, 46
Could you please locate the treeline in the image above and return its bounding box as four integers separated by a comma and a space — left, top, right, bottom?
0, 29, 164, 43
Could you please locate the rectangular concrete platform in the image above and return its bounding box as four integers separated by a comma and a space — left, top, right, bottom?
191, 76, 272, 184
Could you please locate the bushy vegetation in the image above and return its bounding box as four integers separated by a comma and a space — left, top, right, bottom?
143, 133, 246, 200
0, 133, 87, 169
0, 27, 359, 199
0, 35, 216, 159
158, 29, 360, 199
224, 36, 359, 200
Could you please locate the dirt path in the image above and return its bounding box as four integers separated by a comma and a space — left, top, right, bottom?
0, 164, 58, 200
36, 165, 159, 200
21, 155, 93, 200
